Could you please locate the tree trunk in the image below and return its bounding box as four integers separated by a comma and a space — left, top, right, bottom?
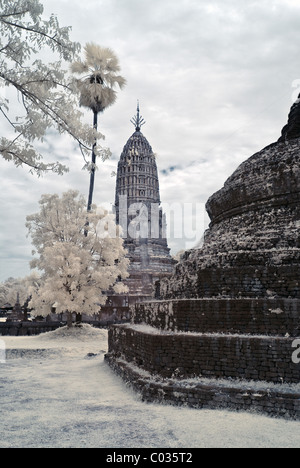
67, 311, 73, 328
75, 312, 82, 326
87, 110, 98, 213
82, 110, 99, 324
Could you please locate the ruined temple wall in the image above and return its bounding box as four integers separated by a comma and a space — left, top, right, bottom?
105, 355, 300, 419
161, 251, 300, 299
107, 324, 299, 383
132, 298, 300, 336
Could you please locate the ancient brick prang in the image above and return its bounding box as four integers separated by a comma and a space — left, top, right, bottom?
108, 106, 175, 309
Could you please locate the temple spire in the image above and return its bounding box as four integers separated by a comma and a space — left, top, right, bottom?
130, 100, 146, 131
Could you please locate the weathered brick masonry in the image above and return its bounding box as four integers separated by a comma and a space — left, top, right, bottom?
160, 140, 300, 301
106, 101, 300, 419
105, 355, 300, 419
108, 325, 299, 383
0, 321, 63, 336
132, 299, 300, 336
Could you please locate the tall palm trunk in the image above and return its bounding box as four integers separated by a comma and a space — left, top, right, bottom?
80, 110, 98, 325
87, 110, 98, 212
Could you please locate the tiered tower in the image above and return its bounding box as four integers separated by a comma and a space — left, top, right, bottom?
114, 103, 174, 304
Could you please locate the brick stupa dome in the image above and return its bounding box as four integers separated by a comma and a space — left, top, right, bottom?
161, 138, 300, 300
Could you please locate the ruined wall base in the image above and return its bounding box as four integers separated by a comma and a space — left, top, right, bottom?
106, 319, 300, 419
107, 324, 299, 383
105, 354, 300, 420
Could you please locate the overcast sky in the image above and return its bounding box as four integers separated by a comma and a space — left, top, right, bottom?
1, 0, 300, 282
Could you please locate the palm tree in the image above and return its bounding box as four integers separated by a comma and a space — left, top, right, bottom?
71, 43, 126, 212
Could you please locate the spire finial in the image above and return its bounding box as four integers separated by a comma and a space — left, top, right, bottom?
130, 100, 146, 131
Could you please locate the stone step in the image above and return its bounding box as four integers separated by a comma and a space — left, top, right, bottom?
108, 324, 300, 384
133, 298, 300, 336
105, 354, 300, 420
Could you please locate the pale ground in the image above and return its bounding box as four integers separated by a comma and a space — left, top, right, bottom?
0, 325, 299, 448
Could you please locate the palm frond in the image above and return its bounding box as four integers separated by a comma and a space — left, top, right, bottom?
71, 43, 125, 112
70, 61, 89, 74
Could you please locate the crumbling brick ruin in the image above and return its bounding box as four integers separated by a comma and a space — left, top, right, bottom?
106, 99, 300, 419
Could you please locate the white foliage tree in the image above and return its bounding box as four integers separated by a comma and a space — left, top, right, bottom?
26, 190, 129, 325
0, 272, 41, 308
0, 0, 110, 175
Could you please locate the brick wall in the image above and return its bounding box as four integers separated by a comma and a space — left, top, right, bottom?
106, 355, 300, 419
132, 298, 300, 336
0, 320, 126, 336
161, 252, 300, 300
0, 322, 64, 336
107, 325, 300, 383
